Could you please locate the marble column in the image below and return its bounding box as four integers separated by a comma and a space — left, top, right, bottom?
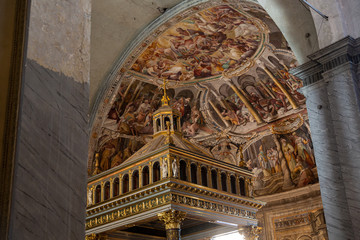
291, 36, 360, 240
158, 209, 187, 240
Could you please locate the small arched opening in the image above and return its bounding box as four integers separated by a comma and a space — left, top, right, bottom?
239, 178, 246, 196
122, 174, 129, 194
104, 181, 110, 200
230, 175, 236, 194
156, 118, 161, 132
190, 163, 197, 184
201, 166, 208, 187
95, 185, 101, 204
132, 170, 139, 190
153, 161, 160, 182
221, 172, 227, 192
211, 170, 218, 189
180, 160, 187, 181
142, 166, 149, 186
113, 178, 119, 197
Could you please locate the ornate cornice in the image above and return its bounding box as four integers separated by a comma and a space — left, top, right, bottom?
85, 179, 265, 231
290, 36, 360, 86
88, 144, 253, 184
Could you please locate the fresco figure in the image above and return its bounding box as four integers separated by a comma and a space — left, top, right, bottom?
111, 151, 123, 168
249, 92, 268, 118
271, 148, 282, 173
124, 146, 133, 162
267, 148, 281, 174
293, 155, 315, 187
131, 5, 261, 81
273, 135, 294, 188
87, 189, 93, 206
162, 158, 168, 178
280, 138, 296, 173
222, 109, 241, 125
257, 145, 271, 176
172, 159, 178, 178
271, 83, 288, 112
293, 135, 315, 168
100, 146, 115, 171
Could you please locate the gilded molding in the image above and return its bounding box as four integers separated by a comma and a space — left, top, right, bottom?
85, 179, 264, 230
86, 193, 172, 229
158, 209, 187, 230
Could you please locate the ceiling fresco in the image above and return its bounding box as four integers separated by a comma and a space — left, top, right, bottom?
89, 1, 318, 196
131, 5, 264, 82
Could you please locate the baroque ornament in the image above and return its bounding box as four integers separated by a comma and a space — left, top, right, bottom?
158, 209, 187, 229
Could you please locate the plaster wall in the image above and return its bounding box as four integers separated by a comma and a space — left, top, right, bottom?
26, 0, 91, 84
257, 0, 319, 64
308, 0, 360, 48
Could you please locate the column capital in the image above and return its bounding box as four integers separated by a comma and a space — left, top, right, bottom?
158, 209, 187, 230
290, 36, 360, 86
238, 225, 262, 240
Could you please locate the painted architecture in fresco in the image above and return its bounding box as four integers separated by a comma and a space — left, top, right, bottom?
90, 4, 318, 198
132, 5, 262, 81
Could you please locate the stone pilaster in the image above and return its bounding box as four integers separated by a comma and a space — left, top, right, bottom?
158, 209, 187, 240
291, 36, 360, 240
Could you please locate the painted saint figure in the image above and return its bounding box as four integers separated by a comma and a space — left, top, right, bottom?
280, 138, 296, 173
293, 155, 315, 187
293, 135, 315, 168
111, 151, 123, 168
257, 145, 271, 176
100, 145, 116, 171
172, 159, 178, 178
87, 188, 93, 206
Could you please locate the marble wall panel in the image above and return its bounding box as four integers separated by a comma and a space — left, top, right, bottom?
8, 59, 89, 239
323, 63, 360, 240
301, 80, 354, 240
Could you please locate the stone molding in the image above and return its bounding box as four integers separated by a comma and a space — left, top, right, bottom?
290, 36, 360, 86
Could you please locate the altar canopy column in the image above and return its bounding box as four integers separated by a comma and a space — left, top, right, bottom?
291, 36, 360, 240
158, 210, 187, 240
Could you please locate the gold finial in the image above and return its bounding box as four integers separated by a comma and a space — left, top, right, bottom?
161, 78, 170, 106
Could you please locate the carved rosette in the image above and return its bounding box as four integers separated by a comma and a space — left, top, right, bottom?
158, 209, 187, 230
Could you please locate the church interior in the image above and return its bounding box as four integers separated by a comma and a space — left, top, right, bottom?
1, 0, 360, 240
